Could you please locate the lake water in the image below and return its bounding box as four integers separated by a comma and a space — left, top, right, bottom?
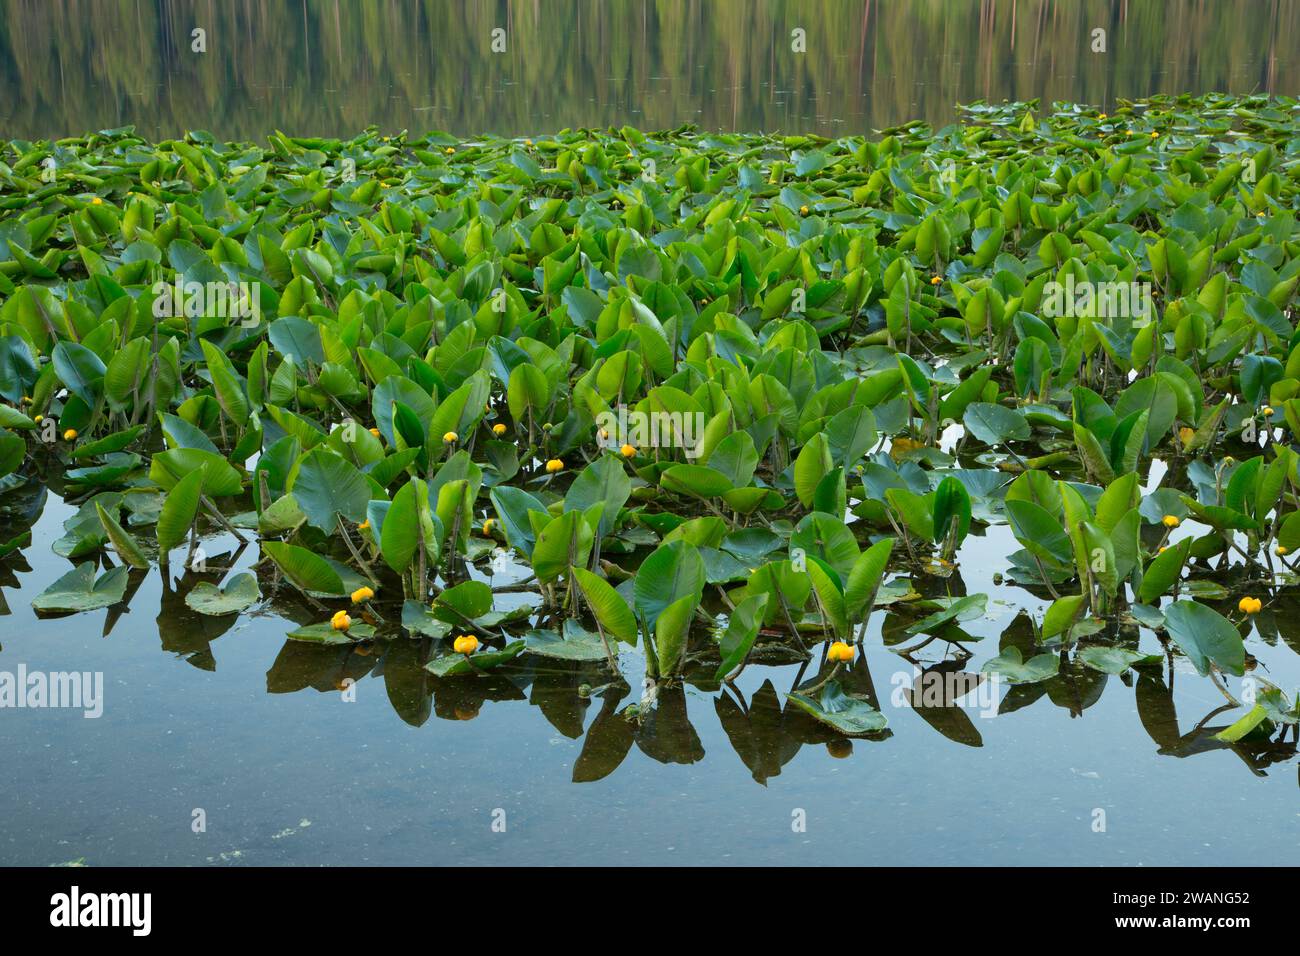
0, 0, 1297, 140
2, 488, 1297, 866
1, 0, 1299, 866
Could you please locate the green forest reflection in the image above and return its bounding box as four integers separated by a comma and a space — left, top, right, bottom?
0, 0, 1295, 140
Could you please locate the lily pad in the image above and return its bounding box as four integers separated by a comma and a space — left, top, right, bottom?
184, 572, 261, 616
425, 640, 525, 677
981, 646, 1060, 684
31, 563, 129, 613
286, 622, 377, 644
786, 682, 888, 736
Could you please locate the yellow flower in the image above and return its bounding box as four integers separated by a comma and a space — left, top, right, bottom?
799, 205, 809, 215
1149, 131, 1158, 138
443, 431, 458, 443
620, 443, 636, 457
445, 147, 455, 154
33, 414, 43, 423
369, 427, 380, 437
331, 610, 352, 631
930, 275, 942, 285
492, 423, 507, 436
1262, 406, 1274, 416
545, 459, 564, 473
1238, 596, 1262, 615
1099, 113, 1107, 120
1158, 546, 1168, 554
1161, 515, 1180, 528
351, 586, 375, 604
454, 634, 479, 654
1126, 130, 1135, 136
62, 428, 77, 441
1275, 545, 1288, 556
524, 138, 533, 146
20, 395, 31, 404
827, 641, 855, 663
91, 197, 103, 205
358, 520, 370, 531
483, 518, 496, 536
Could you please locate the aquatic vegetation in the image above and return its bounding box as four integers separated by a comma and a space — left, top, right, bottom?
2, 93, 1299, 759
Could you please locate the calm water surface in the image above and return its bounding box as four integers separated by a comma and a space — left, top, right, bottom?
1, 487, 1297, 866
0, 0, 1297, 140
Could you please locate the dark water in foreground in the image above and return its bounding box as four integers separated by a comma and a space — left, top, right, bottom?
2, 488, 1296, 866
0, 0, 1297, 141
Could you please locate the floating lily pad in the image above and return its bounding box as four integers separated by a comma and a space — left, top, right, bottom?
31, 563, 129, 613
523, 621, 610, 661
787, 682, 888, 736
425, 640, 525, 677
981, 646, 1060, 684
184, 572, 261, 616
286, 622, 377, 644
1077, 646, 1162, 675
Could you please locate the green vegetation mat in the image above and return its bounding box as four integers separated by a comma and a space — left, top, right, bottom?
1, 93, 1299, 739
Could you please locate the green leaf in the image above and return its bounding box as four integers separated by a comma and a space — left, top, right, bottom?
572, 566, 638, 645
400, 601, 452, 639
52, 341, 106, 405
261, 541, 346, 595
532, 510, 593, 584
425, 640, 524, 676
95, 502, 150, 569
715, 593, 769, 680
793, 432, 832, 507
1161, 599, 1246, 677
287, 622, 375, 644
523, 622, 609, 662
156, 466, 205, 554
289, 448, 371, 532
932, 475, 971, 546
1137, 537, 1191, 603
184, 573, 261, 616
31, 563, 129, 613
844, 538, 894, 621
787, 682, 888, 736
662, 463, 733, 498
981, 646, 1060, 684
380, 477, 436, 575
905, 593, 988, 634
1078, 646, 1161, 675
432, 580, 493, 623
1212, 704, 1272, 742
632, 539, 705, 631
1042, 593, 1085, 640
963, 402, 1030, 444
565, 454, 631, 540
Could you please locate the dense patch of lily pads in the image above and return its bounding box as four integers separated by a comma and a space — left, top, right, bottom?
2, 93, 1299, 756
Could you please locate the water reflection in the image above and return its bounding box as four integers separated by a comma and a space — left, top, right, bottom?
0, 0, 1295, 140
241, 607, 1296, 786
4, 483, 1296, 795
